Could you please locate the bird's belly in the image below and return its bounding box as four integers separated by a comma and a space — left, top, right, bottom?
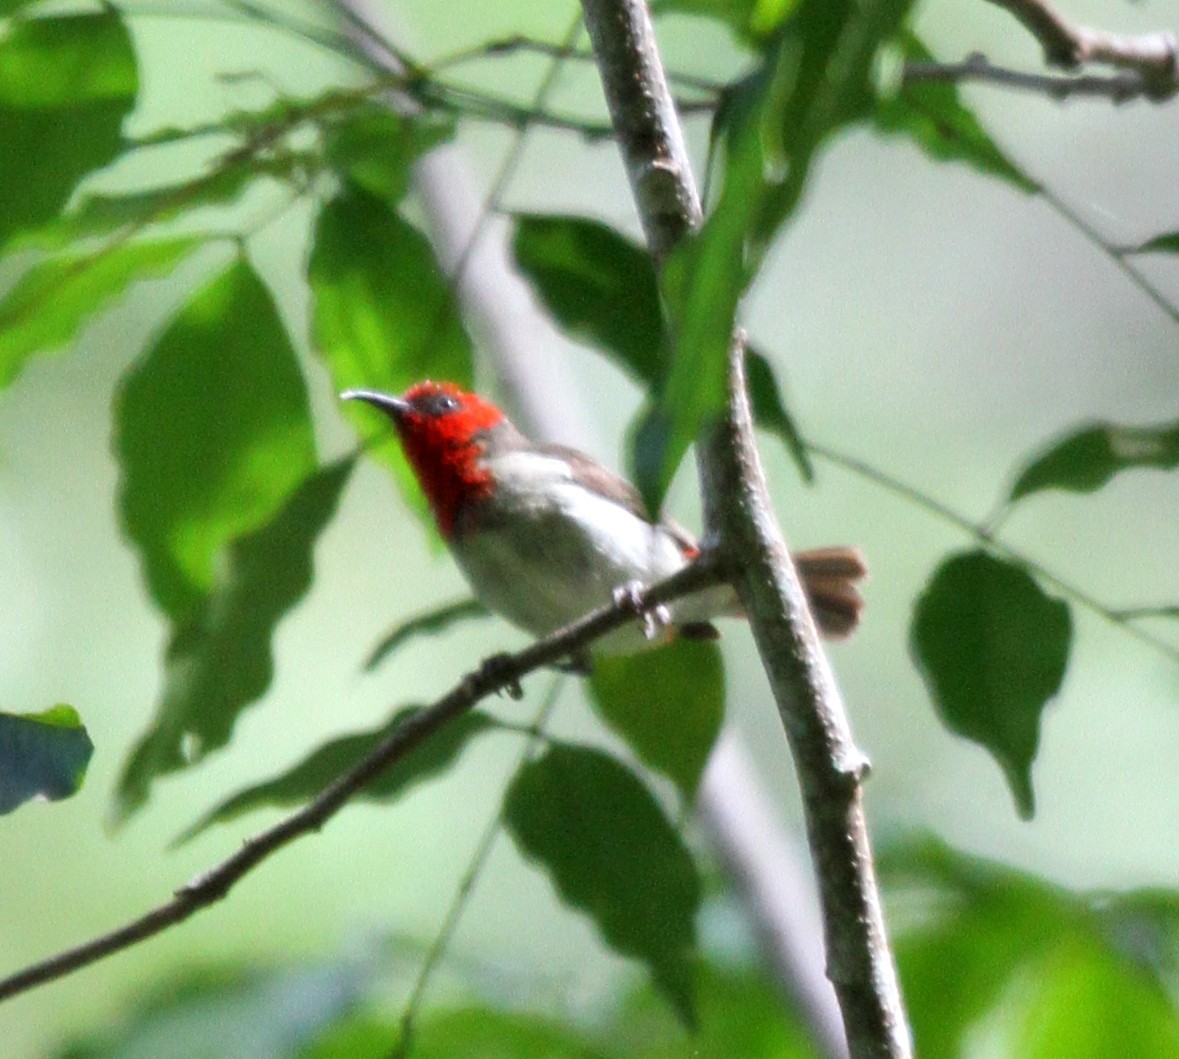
452, 484, 687, 648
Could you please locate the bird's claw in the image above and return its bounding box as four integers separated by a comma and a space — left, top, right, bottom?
612, 581, 670, 641
476, 652, 523, 700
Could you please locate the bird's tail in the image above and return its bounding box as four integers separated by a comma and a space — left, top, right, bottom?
676, 545, 867, 641
795, 546, 868, 639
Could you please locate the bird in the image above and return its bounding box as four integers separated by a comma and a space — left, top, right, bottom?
343, 381, 866, 656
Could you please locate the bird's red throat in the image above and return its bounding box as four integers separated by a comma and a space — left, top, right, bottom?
395, 385, 503, 538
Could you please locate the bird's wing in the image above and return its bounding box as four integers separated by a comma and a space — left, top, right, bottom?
537, 443, 700, 557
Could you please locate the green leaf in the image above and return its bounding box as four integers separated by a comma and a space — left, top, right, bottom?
115, 258, 316, 618
0, 705, 93, 814
309, 185, 474, 488
1129, 231, 1179, 255
745, 349, 813, 481
115, 459, 354, 823
177, 705, 493, 843
0, 238, 199, 389
50, 960, 371, 1059
1011, 943, 1179, 1059
874, 34, 1038, 193
910, 551, 1072, 818
505, 744, 700, 1025
0, 12, 138, 250
323, 105, 454, 206
589, 640, 724, 800
364, 598, 489, 671
1009, 420, 1179, 503
511, 213, 663, 385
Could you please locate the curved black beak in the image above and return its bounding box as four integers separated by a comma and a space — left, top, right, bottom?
340, 389, 410, 419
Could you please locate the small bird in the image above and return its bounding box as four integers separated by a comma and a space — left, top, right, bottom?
344, 381, 866, 655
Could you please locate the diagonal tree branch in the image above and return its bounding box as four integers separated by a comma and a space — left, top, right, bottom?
986, 0, 1179, 97
0, 557, 724, 1005
577, 1, 911, 1056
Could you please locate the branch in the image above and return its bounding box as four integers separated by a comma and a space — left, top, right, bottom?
577, 2, 910, 1057
0, 557, 724, 1004
987, 0, 1179, 98
904, 52, 1164, 103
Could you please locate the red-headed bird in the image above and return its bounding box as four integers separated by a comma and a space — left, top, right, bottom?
344, 381, 865, 655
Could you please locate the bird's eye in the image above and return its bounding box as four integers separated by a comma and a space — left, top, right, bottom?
422, 392, 460, 417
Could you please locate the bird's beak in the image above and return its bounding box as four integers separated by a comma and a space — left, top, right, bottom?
340, 389, 411, 419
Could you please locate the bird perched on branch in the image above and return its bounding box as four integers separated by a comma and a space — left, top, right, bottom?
344, 381, 865, 656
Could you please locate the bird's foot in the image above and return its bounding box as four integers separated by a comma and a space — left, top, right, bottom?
475, 652, 523, 700
612, 581, 670, 641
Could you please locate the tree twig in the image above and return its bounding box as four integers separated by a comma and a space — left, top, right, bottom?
904, 52, 1164, 103
0, 557, 725, 1005
577, 1, 910, 1056
986, 0, 1178, 98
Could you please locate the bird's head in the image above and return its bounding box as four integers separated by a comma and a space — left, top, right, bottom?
343, 381, 506, 538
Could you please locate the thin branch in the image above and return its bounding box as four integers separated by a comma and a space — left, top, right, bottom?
903, 52, 1163, 103
807, 441, 1179, 667
0, 557, 725, 1005
577, 2, 910, 1057
986, 0, 1179, 98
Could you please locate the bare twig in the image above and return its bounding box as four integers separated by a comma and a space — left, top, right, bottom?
904, 52, 1162, 103
577, 1, 910, 1057
0, 557, 725, 1005
987, 0, 1179, 97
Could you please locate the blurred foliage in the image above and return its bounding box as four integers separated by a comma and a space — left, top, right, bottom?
46, 839, 1179, 1057
0, 706, 92, 814
0, 0, 1177, 1055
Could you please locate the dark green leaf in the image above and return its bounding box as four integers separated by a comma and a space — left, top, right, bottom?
505, 745, 700, 1024
323, 106, 454, 205
589, 640, 724, 800
745, 349, 813, 481
115, 459, 354, 823
1130, 231, 1179, 255
50, 960, 370, 1059
511, 213, 663, 386
875, 34, 1038, 193
309, 185, 473, 484
115, 258, 316, 619
910, 551, 1072, 818
510, 215, 809, 486
0, 12, 138, 250
0, 705, 93, 814
364, 598, 489, 671
1009, 420, 1179, 502
177, 705, 493, 843
0, 238, 199, 388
